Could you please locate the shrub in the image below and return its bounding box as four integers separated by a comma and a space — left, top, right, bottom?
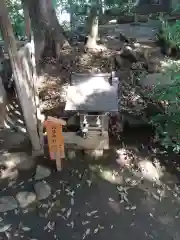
148, 65, 180, 153
159, 18, 180, 49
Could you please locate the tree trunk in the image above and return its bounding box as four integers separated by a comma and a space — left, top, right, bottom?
25, 0, 70, 63
22, 0, 31, 41
0, 75, 7, 128
86, 5, 99, 49
0, 0, 44, 155
68, 0, 75, 30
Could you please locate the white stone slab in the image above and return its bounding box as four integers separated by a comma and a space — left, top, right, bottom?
65, 76, 118, 112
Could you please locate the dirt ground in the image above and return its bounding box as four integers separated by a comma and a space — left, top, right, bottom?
0, 127, 180, 239
1, 21, 180, 239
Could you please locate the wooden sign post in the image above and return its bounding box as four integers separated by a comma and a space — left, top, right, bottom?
44, 116, 66, 171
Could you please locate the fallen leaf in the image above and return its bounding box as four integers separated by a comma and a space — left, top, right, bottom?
22, 226, 31, 231
66, 208, 72, 218
123, 194, 129, 202
71, 198, 74, 206
14, 209, 19, 215
98, 224, 104, 230
86, 180, 92, 187
61, 208, 66, 212
86, 210, 98, 217
93, 228, 99, 234
65, 189, 75, 197
82, 221, 90, 225
57, 213, 66, 220
52, 194, 57, 199
45, 221, 55, 231
82, 228, 90, 239
67, 221, 74, 228
56, 189, 61, 194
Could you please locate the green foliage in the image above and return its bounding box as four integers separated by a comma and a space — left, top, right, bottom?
172, 4, 180, 13
6, 0, 25, 38
150, 9, 180, 152
105, 0, 134, 16
148, 66, 180, 153
159, 18, 180, 48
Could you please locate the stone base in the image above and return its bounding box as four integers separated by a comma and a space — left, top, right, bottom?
63, 131, 109, 150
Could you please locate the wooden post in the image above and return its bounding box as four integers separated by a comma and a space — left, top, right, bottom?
44, 117, 66, 171
0, 0, 43, 156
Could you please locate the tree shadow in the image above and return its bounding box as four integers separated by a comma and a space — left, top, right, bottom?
0, 145, 179, 239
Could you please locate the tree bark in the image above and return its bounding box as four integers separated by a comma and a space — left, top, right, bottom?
22, 0, 31, 41
68, 0, 75, 30
0, 75, 7, 128
0, 0, 44, 155
25, 0, 70, 63
86, 5, 99, 49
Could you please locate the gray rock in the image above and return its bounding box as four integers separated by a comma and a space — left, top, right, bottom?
17, 158, 35, 170
0, 196, 18, 212
16, 191, 36, 208
35, 165, 51, 180
1, 152, 32, 169
0, 167, 18, 180
34, 182, 51, 200
120, 45, 138, 62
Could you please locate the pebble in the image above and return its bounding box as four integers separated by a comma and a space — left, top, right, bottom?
16, 191, 36, 208
35, 165, 51, 180
0, 196, 18, 212
34, 182, 51, 200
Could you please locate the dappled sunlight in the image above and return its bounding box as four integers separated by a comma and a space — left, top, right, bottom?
0, 166, 18, 180
136, 159, 161, 182
160, 58, 180, 72
116, 147, 164, 183
133, 42, 153, 49
4, 100, 26, 133
89, 164, 123, 184
0, 152, 35, 180
99, 169, 123, 184
66, 76, 111, 106
65, 74, 118, 111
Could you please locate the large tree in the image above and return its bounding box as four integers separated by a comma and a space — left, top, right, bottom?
22, 0, 31, 41
86, 4, 99, 49
24, 0, 70, 63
